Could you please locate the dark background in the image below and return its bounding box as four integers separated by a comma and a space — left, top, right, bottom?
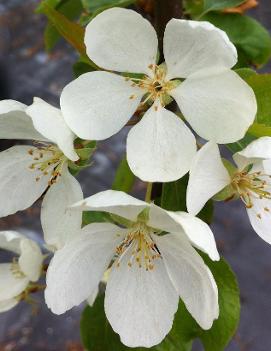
0, 1, 270, 350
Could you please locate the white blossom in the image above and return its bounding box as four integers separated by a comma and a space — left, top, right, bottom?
45, 190, 219, 348
60, 7, 256, 182
0, 231, 43, 312
0, 98, 79, 218
187, 138, 271, 244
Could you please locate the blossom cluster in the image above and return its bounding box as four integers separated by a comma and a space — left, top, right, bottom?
0, 7, 269, 348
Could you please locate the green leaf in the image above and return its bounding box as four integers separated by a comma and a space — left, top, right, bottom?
41, 0, 83, 51
203, 13, 271, 66
248, 123, 271, 137
203, 0, 245, 12
235, 67, 257, 80
73, 60, 95, 77
184, 0, 204, 17
112, 158, 135, 193
81, 0, 135, 12
226, 134, 255, 153
82, 211, 114, 226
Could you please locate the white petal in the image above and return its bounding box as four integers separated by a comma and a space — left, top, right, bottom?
0, 298, 19, 312
105, 246, 178, 347
246, 198, 271, 245
233, 137, 271, 169
26, 97, 78, 161
45, 223, 124, 314
0, 146, 51, 217
41, 166, 83, 250
85, 7, 158, 75
127, 103, 197, 182
156, 233, 219, 330
165, 212, 219, 261
0, 231, 23, 254
72, 190, 148, 222
187, 142, 231, 215
0, 99, 46, 141
164, 19, 237, 80
87, 286, 99, 307
171, 70, 257, 143
0, 263, 29, 301
18, 239, 43, 282
61, 71, 143, 140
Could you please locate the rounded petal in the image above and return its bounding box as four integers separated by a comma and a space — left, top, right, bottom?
45, 223, 124, 314
0, 263, 29, 301
187, 142, 231, 215
233, 137, 271, 169
164, 19, 237, 80
0, 298, 19, 312
0, 146, 51, 217
61, 71, 143, 141
72, 190, 148, 222
105, 246, 178, 347
127, 103, 197, 182
85, 7, 158, 75
156, 233, 219, 330
246, 198, 271, 245
26, 97, 78, 161
41, 166, 83, 250
171, 70, 257, 143
18, 239, 43, 282
0, 231, 23, 255
165, 212, 219, 261
0, 99, 46, 141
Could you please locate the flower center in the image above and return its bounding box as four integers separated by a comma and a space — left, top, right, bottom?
232, 168, 271, 210
127, 64, 178, 108
11, 258, 25, 279
115, 222, 161, 271
28, 143, 67, 186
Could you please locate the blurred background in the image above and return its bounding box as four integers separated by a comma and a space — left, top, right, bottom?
0, 1, 270, 350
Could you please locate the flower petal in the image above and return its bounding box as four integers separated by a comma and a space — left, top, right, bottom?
127, 103, 197, 182
105, 246, 178, 348
72, 190, 148, 222
165, 212, 219, 261
18, 239, 43, 282
187, 142, 231, 215
41, 166, 83, 250
0, 146, 51, 217
0, 298, 19, 312
0, 99, 46, 141
233, 137, 271, 169
61, 71, 143, 140
45, 223, 124, 314
156, 233, 219, 330
26, 97, 78, 161
246, 198, 271, 245
85, 7, 158, 75
0, 231, 23, 254
164, 19, 237, 80
171, 70, 257, 143
0, 263, 29, 301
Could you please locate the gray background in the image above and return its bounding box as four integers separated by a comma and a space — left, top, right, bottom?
0, 1, 270, 350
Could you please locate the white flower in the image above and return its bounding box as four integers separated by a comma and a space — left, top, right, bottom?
45, 190, 219, 348
60, 7, 256, 182
0, 98, 80, 219
0, 231, 43, 312
186, 138, 271, 244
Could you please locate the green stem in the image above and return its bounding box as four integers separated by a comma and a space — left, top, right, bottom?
145, 182, 153, 203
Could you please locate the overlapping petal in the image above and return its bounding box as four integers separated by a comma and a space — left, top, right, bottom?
0, 146, 51, 217
0, 264, 29, 301
26, 97, 78, 161
0, 231, 23, 255
41, 165, 83, 250
61, 71, 143, 141
45, 223, 125, 314
85, 7, 158, 75
171, 70, 257, 143
105, 245, 178, 347
187, 142, 231, 215
156, 233, 219, 329
0, 99, 46, 141
164, 19, 237, 80
18, 238, 43, 282
127, 103, 197, 182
